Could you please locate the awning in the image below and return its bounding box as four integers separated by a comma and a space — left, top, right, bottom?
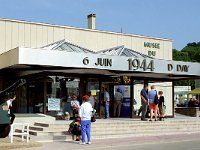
189, 88, 200, 94
0, 39, 200, 80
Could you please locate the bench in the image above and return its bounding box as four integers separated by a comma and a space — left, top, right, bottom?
175, 107, 200, 117
10, 123, 29, 143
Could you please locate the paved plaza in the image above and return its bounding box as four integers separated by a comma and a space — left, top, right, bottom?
11, 132, 200, 150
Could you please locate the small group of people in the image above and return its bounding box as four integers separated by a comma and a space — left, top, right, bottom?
104, 87, 124, 118
69, 93, 95, 144
140, 84, 165, 121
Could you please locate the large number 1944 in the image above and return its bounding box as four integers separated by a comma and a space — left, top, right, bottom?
127, 58, 154, 71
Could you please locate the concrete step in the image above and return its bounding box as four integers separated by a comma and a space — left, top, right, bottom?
34, 122, 68, 128
91, 123, 200, 128
34, 120, 200, 127
30, 135, 70, 142
91, 127, 200, 131
28, 125, 200, 137
92, 130, 200, 139
29, 126, 44, 131
29, 126, 68, 132
91, 128, 200, 135
30, 130, 200, 142
29, 123, 200, 133
29, 130, 67, 136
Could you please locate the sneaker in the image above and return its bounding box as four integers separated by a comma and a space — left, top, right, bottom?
87, 142, 91, 145
80, 142, 86, 145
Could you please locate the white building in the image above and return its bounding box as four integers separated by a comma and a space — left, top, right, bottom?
0, 14, 200, 117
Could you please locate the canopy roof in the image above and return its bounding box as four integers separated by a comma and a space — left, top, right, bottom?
189, 88, 200, 94
97, 45, 152, 58
42, 40, 152, 59
41, 39, 95, 53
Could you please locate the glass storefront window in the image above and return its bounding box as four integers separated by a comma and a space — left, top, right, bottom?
47, 76, 80, 118
88, 79, 100, 115
133, 80, 144, 117
148, 81, 173, 116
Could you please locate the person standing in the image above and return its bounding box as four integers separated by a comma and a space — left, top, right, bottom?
70, 95, 80, 119
104, 88, 110, 119
79, 95, 93, 145
140, 84, 148, 121
148, 85, 158, 121
7, 95, 16, 124
88, 91, 95, 108
114, 88, 123, 117
158, 91, 165, 121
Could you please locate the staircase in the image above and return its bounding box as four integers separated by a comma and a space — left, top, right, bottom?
28, 118, 200, 142
29, 122, 69, 142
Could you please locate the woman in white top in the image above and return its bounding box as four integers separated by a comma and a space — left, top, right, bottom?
70, 95, 80, 119
79, 95, 93, 145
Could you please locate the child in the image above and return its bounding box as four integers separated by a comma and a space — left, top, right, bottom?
68, 117, 81, 141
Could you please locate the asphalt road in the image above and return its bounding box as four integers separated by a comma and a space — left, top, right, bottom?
15, 133, 200, 150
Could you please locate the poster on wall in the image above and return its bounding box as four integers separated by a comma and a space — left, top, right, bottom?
114, 85, 130, 117
48, 98, 61, 111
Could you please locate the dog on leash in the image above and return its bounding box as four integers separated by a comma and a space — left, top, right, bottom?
64, 112, 70, 120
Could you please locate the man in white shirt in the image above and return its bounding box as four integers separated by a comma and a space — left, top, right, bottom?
104, 88, 110, 119
7, 95, 16, 124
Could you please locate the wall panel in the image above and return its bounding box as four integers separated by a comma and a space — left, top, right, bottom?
42, 25, 48, 46
30, 24, 37, 48
11, 22, 19, 49
47, 26, 54, 44
5, 22, 12, 51
24, 23, 31, 48
36, 25, 43, 47
18, 23, 25, 48
0, 21, 6, 53
0, 19, 172, 60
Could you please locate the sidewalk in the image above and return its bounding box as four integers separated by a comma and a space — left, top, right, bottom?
14, 132, 200, 150
0, 137, 42, 150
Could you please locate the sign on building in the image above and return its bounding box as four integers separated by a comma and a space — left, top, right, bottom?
48, 98, 61, 111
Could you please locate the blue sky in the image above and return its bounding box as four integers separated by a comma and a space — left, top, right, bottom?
0, 0, 199, 50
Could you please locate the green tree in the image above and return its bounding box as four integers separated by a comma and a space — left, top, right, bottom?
182, 43, 200, 62
172, 49, 190, 61
173, 42, 200, 89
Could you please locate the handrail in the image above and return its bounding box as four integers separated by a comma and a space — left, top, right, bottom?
0, 79, 26, 105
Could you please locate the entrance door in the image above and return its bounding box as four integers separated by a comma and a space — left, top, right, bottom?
114, 85, 131, 118
100, 83, 115, 118
28, 79, 44, 113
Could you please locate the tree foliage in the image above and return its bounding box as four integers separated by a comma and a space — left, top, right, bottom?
173, 42, 200, 89
182, 42, 200, 62
172, 49, 190, 61
173, 42, 200, 62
